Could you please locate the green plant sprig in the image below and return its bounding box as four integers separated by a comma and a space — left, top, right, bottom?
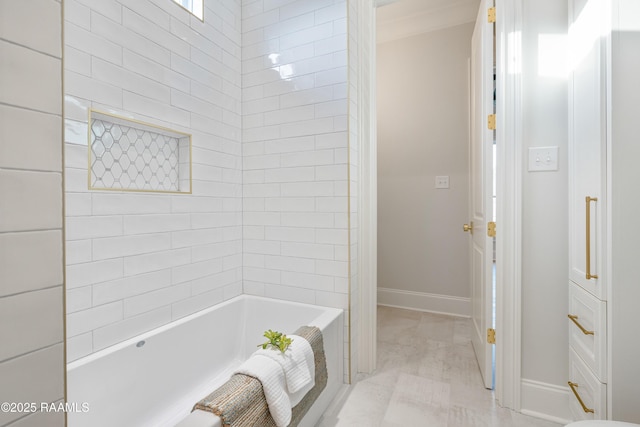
257, 329, 293, 353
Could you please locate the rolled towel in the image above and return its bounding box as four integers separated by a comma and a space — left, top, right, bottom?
234, 354, 291, 427
254, 334, 315, 397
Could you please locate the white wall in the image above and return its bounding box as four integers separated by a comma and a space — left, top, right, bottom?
610, 0, 640, 420
64, 0, 243, 361
240, 0, 353, 382
376, 23, 473, 315
519, 0, 570, 420
0, 1, 65, 426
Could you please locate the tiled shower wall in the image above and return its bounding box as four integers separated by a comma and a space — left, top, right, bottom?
64, 0, 363, 382
0, 1, 65, 426
240, 0, 352, 380
64, 0, 243, 361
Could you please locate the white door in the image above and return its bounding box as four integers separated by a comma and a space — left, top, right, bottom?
467, 0, 495, 390
568, 0, 607, 301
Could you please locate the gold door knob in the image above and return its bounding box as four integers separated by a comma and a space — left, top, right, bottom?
463, 222, 473, 234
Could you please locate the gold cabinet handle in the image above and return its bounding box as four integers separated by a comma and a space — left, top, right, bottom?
568, 381, 595, 414
585, 197, 598, 280
568, 314, 594, 335
463, 221, 473, 234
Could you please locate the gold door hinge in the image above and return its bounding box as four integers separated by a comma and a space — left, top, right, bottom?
488, 114, 496, 130
488, 7, 496, 23
487, 221, 496, 237
487, 328, 496, 344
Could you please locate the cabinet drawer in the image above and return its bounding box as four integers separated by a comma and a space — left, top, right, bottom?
568, 281, 607, 382
569, 347, 606, 421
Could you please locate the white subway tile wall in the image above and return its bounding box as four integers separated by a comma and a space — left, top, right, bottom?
63, 0, 360, 388
0, 0, 64, 425
64, 0, 243, 361
240, 0, 352, 382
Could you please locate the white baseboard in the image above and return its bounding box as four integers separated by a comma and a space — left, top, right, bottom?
377, 287, 471, 317
520, 378, 572, 424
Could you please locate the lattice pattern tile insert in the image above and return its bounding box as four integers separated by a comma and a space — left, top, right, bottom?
89, 112, 191, 193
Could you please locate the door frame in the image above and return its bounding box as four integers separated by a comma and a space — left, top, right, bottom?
357, 0, 524, 411
493, 0, 523, 410
357, 0, 378, 375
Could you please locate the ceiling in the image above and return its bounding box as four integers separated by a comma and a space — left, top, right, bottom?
376, 0, 481, 43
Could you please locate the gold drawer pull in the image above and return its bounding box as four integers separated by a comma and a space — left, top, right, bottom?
568, 381, 595, 414
568, 314, 595, 335
585, 196, 598, 280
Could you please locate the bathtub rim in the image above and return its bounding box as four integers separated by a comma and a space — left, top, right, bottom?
67, 295, 343, 371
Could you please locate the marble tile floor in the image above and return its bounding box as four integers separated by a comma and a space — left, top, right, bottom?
317, 306, 562, 427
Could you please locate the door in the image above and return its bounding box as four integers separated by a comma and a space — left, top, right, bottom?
467, 0, 495, 390
568, 0, 607, 300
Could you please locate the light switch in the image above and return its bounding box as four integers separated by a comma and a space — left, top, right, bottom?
528, 146, 559, 171
435, 176, 450, 189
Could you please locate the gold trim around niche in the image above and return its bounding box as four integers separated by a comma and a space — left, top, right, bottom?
87, 109, 193, 195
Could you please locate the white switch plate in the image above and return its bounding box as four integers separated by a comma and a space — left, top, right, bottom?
528, 146, 559, 171
435, 175, 449, 189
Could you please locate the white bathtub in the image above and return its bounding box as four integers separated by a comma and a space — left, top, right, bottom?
67, 295, 344, 427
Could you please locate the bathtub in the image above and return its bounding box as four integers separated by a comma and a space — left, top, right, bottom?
67, 295, 344, 427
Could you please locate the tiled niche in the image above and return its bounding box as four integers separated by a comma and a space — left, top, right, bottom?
89, 110, 191, 194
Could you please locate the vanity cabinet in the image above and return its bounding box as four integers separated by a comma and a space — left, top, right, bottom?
567, 0, 640, 422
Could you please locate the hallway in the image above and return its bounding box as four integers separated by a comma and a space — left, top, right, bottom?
318, 306, 562, 426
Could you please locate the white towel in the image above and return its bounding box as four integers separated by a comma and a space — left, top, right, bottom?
235, 354, 291, 427
254, 334, 315, 400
